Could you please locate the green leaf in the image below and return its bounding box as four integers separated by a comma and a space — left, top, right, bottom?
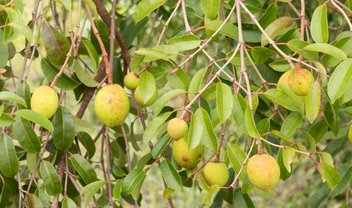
0, 29, 8, 67
13, 117, 41, 153
82, 39, 99, 69
265, 89, 304, 114
69, 154, 97, 185
323, 37, 352, 67
139, 71, 157, 103
233, 189, 255, 208
122, 168, 146, 194
0, 135, 19, 177
280, 112, 303, 137
26, 194, 43, 208
227, 143, 249, 183
269, 59, 291, 72
168, 34, 201, 51
39, 161, 63, 195
133, 0, 166, 23
258, 3, 278, 29
62, 196, 77, 208
282, 147, 295, 173
0, 114, 15, 127
327, 59, 352, 103
318, 163, 340, 189
81, 180, 105, 206
15, 109, 54, 132
0, 91, 27, 107
304, 43, 347, 61
287, 39, 318, 60
329, 166, 352, 197
151, 135, 170, 158
201, 0, 220, 20
244, 107, 261, 139
53, 107, 75, 150
233, 94, 247, 134
160, 159, 182, 191
8, 22, 33, 43
153, 89, 185, 115
216, 82, 233, 124
205, 20, 238, 40
261, 17, 294, 46
77, 132, 96, 159
318, 152, 334, 167
41, 21, 70, 65
310, 5, 329, 43
305, 81, 321, 123
74, 61, 98, 87
251, 47, 276, 63
188, 68, 207, 100
41, 58, 80, 90
167, 69, 190, 91
143, 111, 172, 143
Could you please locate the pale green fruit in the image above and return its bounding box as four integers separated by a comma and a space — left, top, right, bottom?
277, 70, 293, 91
134, 86, 158, 107
124, 72, 139, 90
167, 118, 188, 140
202, 162, 229, 187
31, 86, 58, 119
172, 138, 203, 169
288, 68, 314, 96
247, 154, 280, 191
94, 84, 130, 127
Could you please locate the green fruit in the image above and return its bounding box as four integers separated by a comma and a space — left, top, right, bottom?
31, 86, 58, 119
288, 68, 314, 96
202, 162, 229, 187
94, 84, 130, 127
247, 154, 280, 191
134, 86, 158, 107
124, 72, 139, 90
172, 138, 203, 169
167, 118, 188, 140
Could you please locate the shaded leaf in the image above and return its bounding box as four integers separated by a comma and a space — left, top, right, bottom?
39, 161, 62, 195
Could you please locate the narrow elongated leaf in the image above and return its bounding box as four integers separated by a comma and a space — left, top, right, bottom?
81, 180, 105, 206
329, 166, 352, 197
77, 132, 96, 159
69, 154, 97, 185
39, 161, 62, 195
261, 17, 294, 46
188, 68, 207, 100
323, 37, 352, 67
265, 89, 304, 114
0, 91, 27, 107
122, 169, 146, 194
227, 143, 249, 183
310, 5, 329, 43
0, 135, 19, 177
205, 20, 238, 40
199, 108, 218, 152
244, 107, 261, 139
8, 22, 33, 43
41, 21, 70, 65
318, 163, 340, 189
251, 47, 276, 63
282, 147, 295, 173
305, 81, 321, 123
152, 135, 170, 158
143, 111, 172, 142
53, 107, 75, 150
139, 71, 157, 103
233, 94, 247, 134
62, 196, 77, 208
216, 82, 233, 124
13, 117, 41, 153
304, 43, 347, 61
133, 0, 166, 23
26, 194, 43, 208
74, 61, 98, 87
168, 34, 201, 51
82, 39, 99, 69
201, 0, 220, 20
41, 58, 80, 90
15, 109, 54, 132
319, 152, 334, 167
287, 39, 318, 60
153, 89, 185, 115
167, 69, 190, 91
280, 112, 303, 137
327, 59, 352, 103
160, 159, 182, 191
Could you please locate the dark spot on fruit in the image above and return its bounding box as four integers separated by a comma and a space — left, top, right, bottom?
182, 156, 189, 162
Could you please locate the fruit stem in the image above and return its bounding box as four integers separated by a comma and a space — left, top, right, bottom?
256, 139, 263, 155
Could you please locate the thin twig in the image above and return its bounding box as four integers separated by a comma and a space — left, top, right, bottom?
104, 128, 113, 205
330, 0, 352, 31
109, 0, 117, 76
120, 125, 132, 170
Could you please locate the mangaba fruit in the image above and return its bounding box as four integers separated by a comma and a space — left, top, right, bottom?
94, 84, 130, 127
124, 72, 139, 90
288, 68, 314, 96
202, 162, 229, 187
277, 70, 292, 91
172, 138, 203, 169
167, 118, 188, 140
247, 154, 280, 191
31, 85, 58, 118
134, 86, 158, 107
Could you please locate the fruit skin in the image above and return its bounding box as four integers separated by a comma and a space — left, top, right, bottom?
124, 72, 139, 90
202, 162, 229, 187
31, 86, 58, 119
172, 138, 203, 169
134, 86, 158, 107
288, 68, 314, 96
247, 154, 280, 191
167, 118, 188, 140
94, 84, 130, 127
277, 70, 292, 91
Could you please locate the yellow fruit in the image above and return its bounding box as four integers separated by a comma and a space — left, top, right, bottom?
134, 86, 158, 107
124, 72, 139, 90
94, 84, 130, 127
167, 118, 188, 140
277, 70, 292, 91
202, 162, 229, 187
288, 68, 314, 96
247, 154, 280, 191
172, 138, 203, 169
31, 86, 58, 119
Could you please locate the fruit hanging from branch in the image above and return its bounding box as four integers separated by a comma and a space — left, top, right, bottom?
31, 85, 59, 119
172, 138, 204, 169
